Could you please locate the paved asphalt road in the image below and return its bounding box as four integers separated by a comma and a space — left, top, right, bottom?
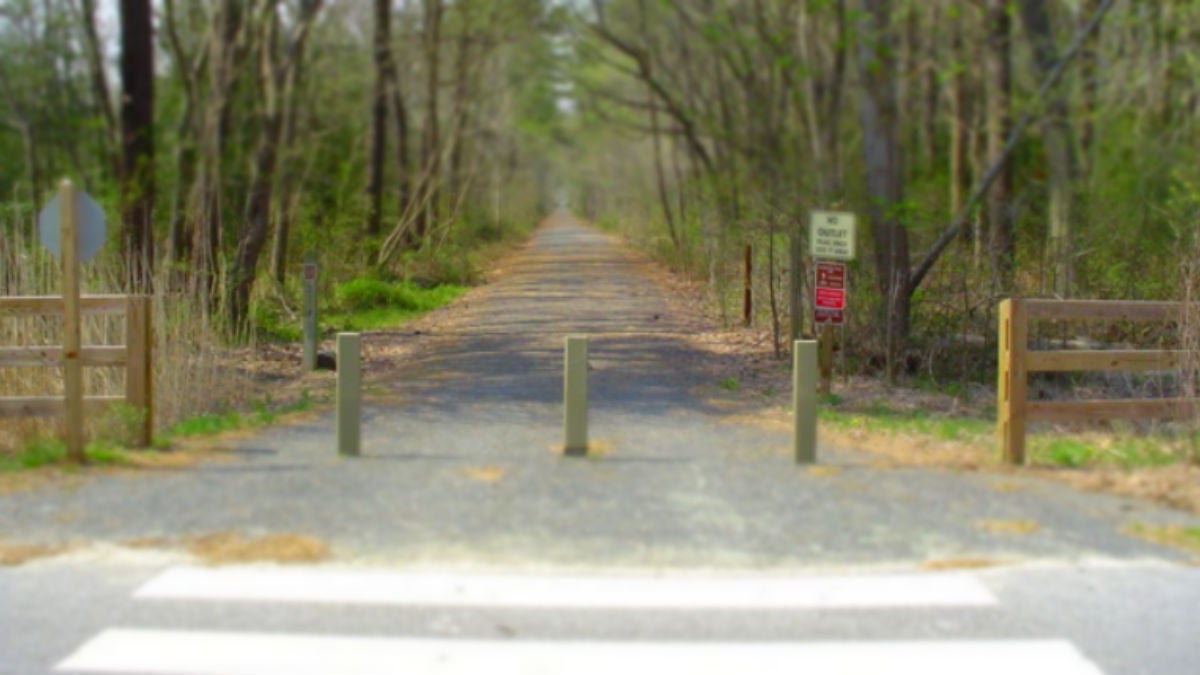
2, 214, 1199, 674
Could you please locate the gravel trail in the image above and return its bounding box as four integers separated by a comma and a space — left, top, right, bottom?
2, 214, 1198, 570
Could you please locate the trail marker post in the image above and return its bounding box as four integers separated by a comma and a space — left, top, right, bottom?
563, 336, 589, 456
793, 339, 818, 464
302, 250, 318, 371
336, 332, 361, 457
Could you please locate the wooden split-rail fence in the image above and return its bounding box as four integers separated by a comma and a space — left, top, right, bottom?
0, 294, 153, 448
998, 298, 1196, 464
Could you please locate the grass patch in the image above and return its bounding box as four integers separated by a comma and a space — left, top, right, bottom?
0, 436, 131, 472
167, 392, 313, 440
0, 392, 315, 475
817, 404, 992, 445
717, 377, 740, 391
819, 400, 1194, 471
1029, 433, 1189, 469
325, 279, 465, 331
1123, 523, 1200, 555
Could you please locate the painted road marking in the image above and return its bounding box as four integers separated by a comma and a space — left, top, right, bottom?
56, 631, 1105, 675
135, 567, 997, 609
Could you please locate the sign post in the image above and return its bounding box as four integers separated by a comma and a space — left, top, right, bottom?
59, 181, 84, 463
809, 211, 856, 396
302, 250, 318, 371
38, 180, 107, 463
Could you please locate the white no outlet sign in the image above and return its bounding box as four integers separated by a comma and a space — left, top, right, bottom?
809, 211, 856, 261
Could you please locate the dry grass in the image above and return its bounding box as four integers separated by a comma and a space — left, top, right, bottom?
181, 532, 332, 565
989, 481, 1024, 493
0, 540, 71, 566
1122, 523, 1200, 556
461, 466, 506, 483
920, 557, 1006, 571
975, 519, 1041, 535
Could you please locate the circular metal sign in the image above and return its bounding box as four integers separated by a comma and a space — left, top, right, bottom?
38, 190, 107, 263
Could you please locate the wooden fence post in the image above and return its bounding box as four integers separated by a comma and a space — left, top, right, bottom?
125, 295, 153, 447
998, 298, 1028, 464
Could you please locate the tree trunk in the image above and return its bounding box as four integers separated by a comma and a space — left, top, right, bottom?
1019, 0, 1078, 298
447, 1, 475, 200
227, 0, 323, 333
985, 0, 1014, 289
192, 0, 247, 305
650, 89, 680, 252
365, 0, 390, 240
948, 3, 971, 219
418, 0, 445, 245
119, 0, 155, 292
856, 0, 911, 382
1077, 0, 1100, 175
79, 0, 118, 174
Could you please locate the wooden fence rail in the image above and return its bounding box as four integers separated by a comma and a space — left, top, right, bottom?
997, 298, 1195, 464
0, 295, 152, 447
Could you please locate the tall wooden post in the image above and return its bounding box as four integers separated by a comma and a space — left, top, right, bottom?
59, 180, 85, 463
998, 299, 1028, 464
302, 250, 318, 371
125, 295, 153, 447
742, 244, 753, 327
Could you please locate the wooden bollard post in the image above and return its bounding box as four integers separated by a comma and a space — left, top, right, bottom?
336, 333, 361, 457
793, 339, 818, 464
563, 336, 589, 456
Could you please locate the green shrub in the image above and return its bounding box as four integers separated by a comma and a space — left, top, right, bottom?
252, 301, 302, 343
1039, 438, 1096, 468
335, 277, 415, 311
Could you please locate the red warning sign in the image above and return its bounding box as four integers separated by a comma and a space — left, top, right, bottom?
814, 262, 847, 325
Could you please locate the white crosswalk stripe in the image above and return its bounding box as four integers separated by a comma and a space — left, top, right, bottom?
57, 631, 1104, 675
54, 566, 1108, 675
134, 566, 998, 609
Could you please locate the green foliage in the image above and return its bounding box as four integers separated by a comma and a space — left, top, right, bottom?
335, 277, 415, 312
1035, 438, 1096, 468
0, 436, 130, 472
327, 278, 465, 331
817, 404, 993, 444
717, 377, 739, 391
1030, 433, 1185, 470
253, 302, 303, 343
167, 392, 313, 439
0, 436, 67, 471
